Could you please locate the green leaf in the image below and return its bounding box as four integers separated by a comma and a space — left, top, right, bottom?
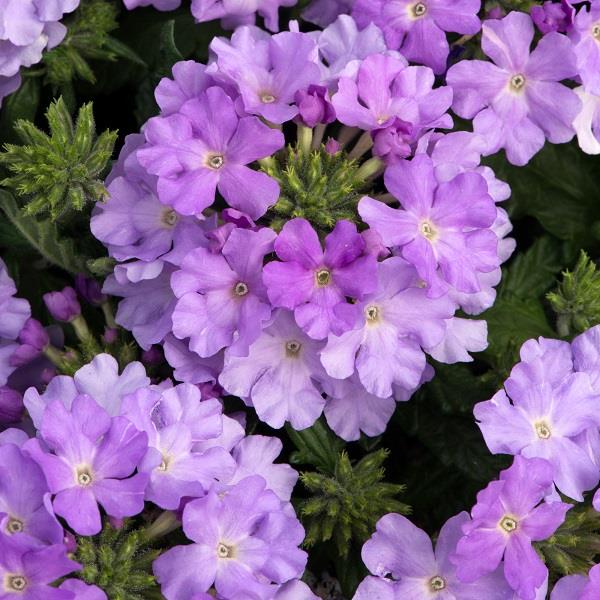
286, 419, 344, 474
0, 190, 88, 274
0, 76, 41, 145
102, 37, 147, 68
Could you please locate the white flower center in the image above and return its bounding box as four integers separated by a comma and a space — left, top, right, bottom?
157, 455, 172, 472
429, 575, 446, 592
316, 269, 331, 286
365, 305, 380, 323
233, 281, 249, 297
411, 2, 427, 17
420, 220, 437, 240
260, 93, 276, 104
76, 467, 93, 487
206, 153, 225, 170
510, 74, 526, 91
534, 421, 551, 439
286, 340, 302, 357
161, 208, 178, 228
6, 517, 24, 534
500, 515, 518, 533
217, 542, 234, 558
4, 575, 27, 592
593, 23, 600, 40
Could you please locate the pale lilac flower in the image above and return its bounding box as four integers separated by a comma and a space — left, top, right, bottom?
24, 353, 149, 429
453, 456, 571, 600
475, 368, 600, 500
551, 564, 600, 600
573, 86, 600, 154
447, 11, 581, 166
59, 579, 108, 600
162, 334, 224, 385
153, 476, 307, 599
25, 395, 148, 535
123, 0, 180, 9
43, 287, 80, 323
569, 2, 600, 96
263, 219, 378, 339
429, 317, 488, 364
359, 511, 511, 599
172, 227, 276, 357
229, 435, 298, 501
137, 86, 284, 217
303, 0, 354, 27
121, 384, 236, 509
209, 29, 321, 123
0, 533, 79, 600
0, 73, 21, 108
320, 257, 455, 398
0, 443, 64, 545
0, 259, 30, 341
359, 154, 499, 297
332, 54, 452, 134
219, 310, 327, 430
531, 1, 575, 34
352, 0, 482, 74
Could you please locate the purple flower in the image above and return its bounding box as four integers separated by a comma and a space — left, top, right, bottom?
121, 384, 236, 509
475, 365, 600, 500
209, 29, 321, 124
315, 15, 387, 84
163, 334, 224, 385
172, 227, 276, 357
263, 219, 378, 339
531, 1, 575, 34
453, 456, 571, 600
0, 73, 21, 108
573, 86, 600, 155
352, 0, 481, 74
229, 435, 298, 501
359, 511, 511, 599
59, 579, 108, 600
191, 0, 296, 32
569, 2, 600, 96
320, 257, 455, 398
0, 387, 23, 424
551, 564, 600, 600
219, 310, 327, 430
24, 353, 150, 429
74, 275, 106, 306
123, 0, 181, 9
25, 394, 148, 535
153, 476, 307, 599
0, 533, 79, 600
0, 443, 64, 545
303, 0, 354, 27
43, 287, 81, 323
0, 259, 30, 341
332, 54, 452, 134
359, 154, 499, 297
137, 86, 284, 217
295, 85, 336, 127
447, 12, 581, 166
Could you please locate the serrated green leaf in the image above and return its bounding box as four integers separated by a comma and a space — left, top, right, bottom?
103, 37, 147, 68
0, 190, 88, 274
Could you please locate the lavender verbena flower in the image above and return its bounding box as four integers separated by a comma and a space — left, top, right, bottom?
295, 84, 336, 127
153, 475, 307, 599
122, 0, 181, 11
59, 579, 108, 600
359, 154, 499, 298
303, 0, 354, 27
229, 435, 298, 501
121, 383, 236, 509
192, 0, 297, 32
332, 54, 453, 137
569, 2, 600, 96
447, 11, 581, 166
219, 310, 327, 430
314, 15, 387, 84
137, 86, 284, 217
320, 257, 455, 399
263, 218, 378, 339
0, 442, 64, 545
351, 0, 481, 74
531, 1, 575, 34
551, 564, 600, 600
163, 334, 224, 385
357, 511, 511, 599
25, 395, 148, 536
24, 353, 149, 429
209, 28, 321, 124
474, 344, 600, 500
452, 456, 571, 600
573, 86, 600, 154
0, 387, 23, 424
0, 533, 79, 599
74, 274, 107, 306
0, 0, 79, 106
43, 287, 81, 323
172, 227, 276, 357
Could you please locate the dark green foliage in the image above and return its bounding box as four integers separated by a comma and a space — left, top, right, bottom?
0, 98, 117, 220
262, 144, 373, 233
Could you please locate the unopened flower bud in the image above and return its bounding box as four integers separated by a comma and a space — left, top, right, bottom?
295, 85, 336, 128
43, 287, 81, 322
75, 274, 107, 305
